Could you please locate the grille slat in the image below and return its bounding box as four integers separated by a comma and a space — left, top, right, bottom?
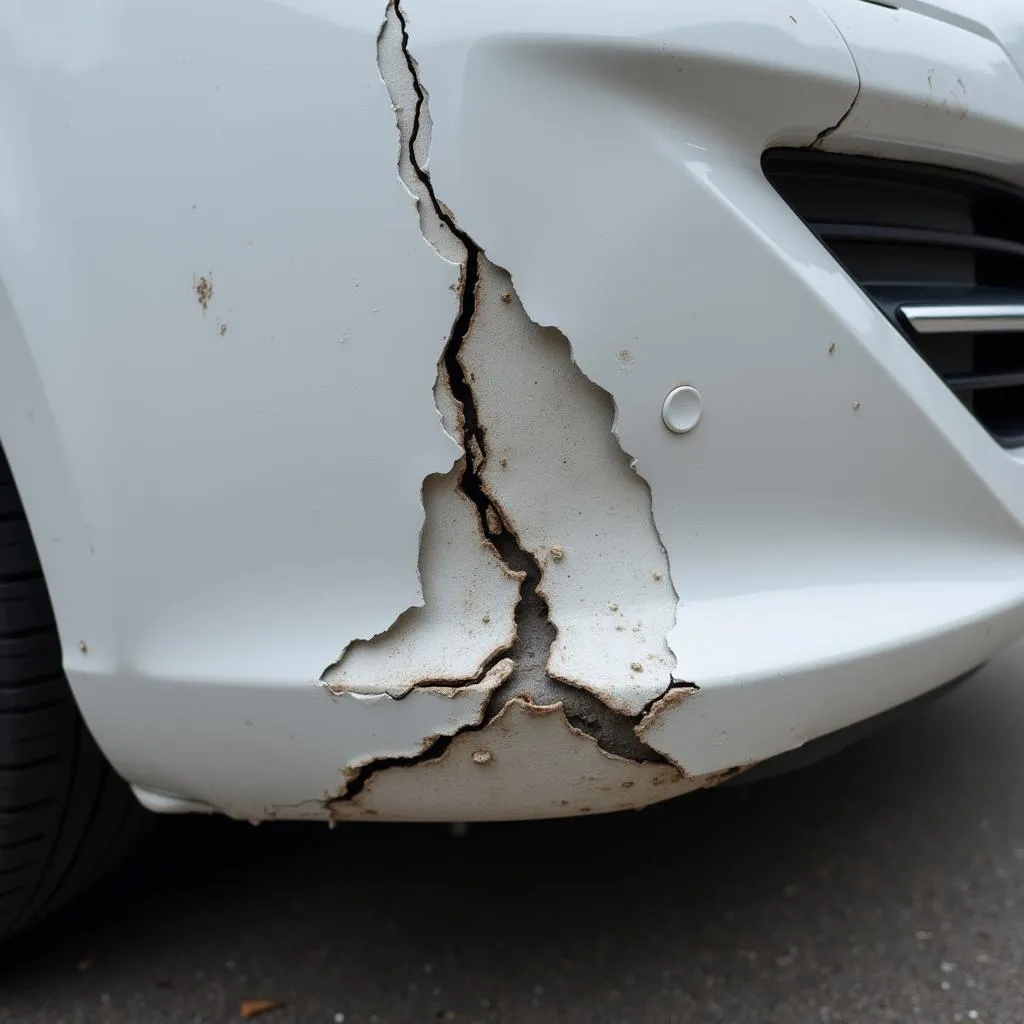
902, 303, 1024, 335
946, 370, 1024, 392
763, 150, 1024, 448
815, 224, 1024, 262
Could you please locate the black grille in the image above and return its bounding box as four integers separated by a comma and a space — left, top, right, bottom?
762, 149, 1024, 447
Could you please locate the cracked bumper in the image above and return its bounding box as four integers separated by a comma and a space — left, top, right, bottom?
3, 0, 1024, 821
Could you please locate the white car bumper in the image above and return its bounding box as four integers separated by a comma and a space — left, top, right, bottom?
1, 0, 1024, 820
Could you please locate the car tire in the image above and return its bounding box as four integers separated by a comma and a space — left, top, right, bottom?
0, 446, 147, 942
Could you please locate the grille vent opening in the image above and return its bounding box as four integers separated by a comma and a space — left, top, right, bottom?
763, 149, 1024, 447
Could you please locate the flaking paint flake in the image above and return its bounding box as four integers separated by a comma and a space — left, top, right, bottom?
323, 470, 522, 696
460, 257, 678, 717
333, 659, 515, 799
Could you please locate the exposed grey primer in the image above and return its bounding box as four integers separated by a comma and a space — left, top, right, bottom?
328, 0, 700, 807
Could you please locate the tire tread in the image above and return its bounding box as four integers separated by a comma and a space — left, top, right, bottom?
0, 447, 146, 941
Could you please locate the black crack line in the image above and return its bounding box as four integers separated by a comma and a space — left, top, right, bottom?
393, 0, 514, 549
331, 1, 551, 806
392, 0, 665, 743
334, 2, 702, 807
336, 672, 701, 806
391, 0, 555, 690
808, 10, 862, 148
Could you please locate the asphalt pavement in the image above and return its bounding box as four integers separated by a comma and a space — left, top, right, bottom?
4, 642, 1024, 1024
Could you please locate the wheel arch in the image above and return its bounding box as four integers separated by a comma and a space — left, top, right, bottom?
0, 270, 113, 689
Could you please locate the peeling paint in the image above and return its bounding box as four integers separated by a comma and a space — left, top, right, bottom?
330, 697, 699, 822
334, 658, 514, 799
391, 2, 870, 720
317, 0, 474, 684
636, 684, 697, 727
461, 257, 678, 717
376, 1, 463, 266
326, 0, 701, 815
432, 358, 463, 448
323, 470, 521, 696
367, 0, 679, 725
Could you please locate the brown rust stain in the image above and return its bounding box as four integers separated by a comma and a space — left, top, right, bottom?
468, 434, 485, 466
706, 764, 751, 785
194, 274, 213, 311
485, 505, 504, 535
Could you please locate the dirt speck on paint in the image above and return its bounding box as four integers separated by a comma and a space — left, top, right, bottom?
195, 274, 213, 311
